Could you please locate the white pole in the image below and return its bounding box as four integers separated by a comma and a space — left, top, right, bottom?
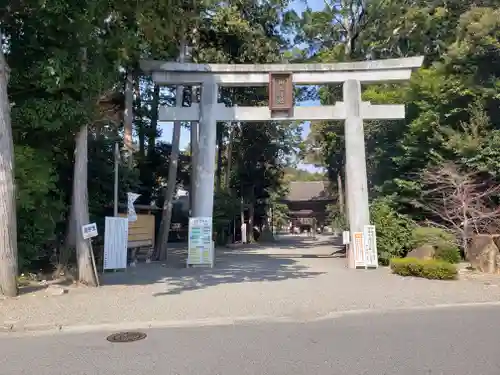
114, 142, 119, 217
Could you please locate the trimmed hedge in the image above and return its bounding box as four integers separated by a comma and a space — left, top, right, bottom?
434, 245, 461, 264
390, 258, 458, 280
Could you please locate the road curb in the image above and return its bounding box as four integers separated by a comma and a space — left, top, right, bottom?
3, 315, 299, 336
4, 301, 500, 336
311, 300, 500, 322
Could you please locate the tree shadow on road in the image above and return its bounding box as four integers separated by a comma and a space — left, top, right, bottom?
249, 235, 345, 258
100, 235, 343, 295
102, 250, 326, 296
331, 248, 346, 258
253, 234, 339, 250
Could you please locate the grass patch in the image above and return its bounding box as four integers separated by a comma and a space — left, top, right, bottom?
390, 258, 458, 280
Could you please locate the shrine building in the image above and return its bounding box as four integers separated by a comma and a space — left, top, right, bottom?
281, 181, 334, 231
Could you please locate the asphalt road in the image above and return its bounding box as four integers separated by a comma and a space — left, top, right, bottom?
1, 305, 500, 375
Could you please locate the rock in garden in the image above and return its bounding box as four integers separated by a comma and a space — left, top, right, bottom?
406, 245, 435, 260
467, 235, 500, 273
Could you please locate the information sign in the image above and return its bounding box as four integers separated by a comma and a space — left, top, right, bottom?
363, 225, 378, 268
187, 217, 214, 267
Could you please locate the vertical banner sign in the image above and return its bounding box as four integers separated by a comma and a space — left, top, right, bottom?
103, 217, 129, 270
352, 232, 366, 268
127, 192, 141, 222
363, 225, 378, 268
188, 217, 214, 267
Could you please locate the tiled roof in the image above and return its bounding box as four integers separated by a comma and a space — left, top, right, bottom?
289, 209, 314, 216
285, 181, 333, 201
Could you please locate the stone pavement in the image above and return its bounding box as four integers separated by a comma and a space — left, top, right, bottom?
1, 234, 500, 333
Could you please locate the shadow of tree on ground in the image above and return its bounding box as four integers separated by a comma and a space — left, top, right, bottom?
101, 234, 341, 295
155, 255, 325, 296
102, 253, 327, 296
247, 235, 338, 250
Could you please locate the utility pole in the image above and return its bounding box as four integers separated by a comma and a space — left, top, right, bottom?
113, 142, 119, 216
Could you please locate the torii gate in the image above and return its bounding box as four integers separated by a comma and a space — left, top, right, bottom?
140, 57, 423, 268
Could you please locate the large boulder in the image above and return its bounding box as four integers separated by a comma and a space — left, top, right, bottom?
406, 245, 435, 260
467, 235, 500, 273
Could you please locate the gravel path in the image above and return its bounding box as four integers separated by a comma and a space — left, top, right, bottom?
2, 235, 500, 332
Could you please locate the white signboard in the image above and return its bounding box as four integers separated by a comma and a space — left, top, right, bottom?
82, 223, 98, 240
103, 217, 129, 270
241, 223, 247, 244
352, 232, 366, 268
342, 231, 350, 245
127, 192, 141, 222
363, 225, 378, 268
187, 217, 214, 267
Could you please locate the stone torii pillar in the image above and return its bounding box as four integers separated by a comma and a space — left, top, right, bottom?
343, 80, 370, 249
195, 79, 218, 218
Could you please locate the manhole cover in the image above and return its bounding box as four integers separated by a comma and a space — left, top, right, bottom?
106, 331, 147, 343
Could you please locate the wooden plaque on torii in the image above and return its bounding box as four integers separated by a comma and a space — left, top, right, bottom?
268, 72, 293, 114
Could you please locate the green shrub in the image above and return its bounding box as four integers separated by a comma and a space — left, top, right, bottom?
390, 258, 458, 280
370, 198, 415, 266
411, 226, 455, 248
434, 244, 461, 264
326, 203, 348, 231
15, 146, 65, 270
411, 227, 461, 263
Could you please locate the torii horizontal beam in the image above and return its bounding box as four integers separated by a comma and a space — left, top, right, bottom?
158, 102, 405, 122
151, 70, 411, 86
140, 57, 424, 86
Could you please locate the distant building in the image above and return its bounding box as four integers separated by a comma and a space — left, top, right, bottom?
280, 181, 334, 230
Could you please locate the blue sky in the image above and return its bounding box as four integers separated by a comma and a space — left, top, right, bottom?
159, 0, 325, 172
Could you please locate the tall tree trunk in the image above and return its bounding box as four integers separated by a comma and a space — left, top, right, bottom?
72, 125, 97, 286
225, 123, 234, 190
148, 84, 160, 156
0, 49, 18, 297
156, 39, 186, 261
55, 200, 75, 276
124, 70, 134, 168
240, 195, 245, 243
225, 124, 234, 242
68, 46, 97, 286
248, 186, 255, 243
156, 116, 181, 260
136, 75, 145, 158
341, 0, 365, 60
216, 123, 223, 194
337, 172, 345, 215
